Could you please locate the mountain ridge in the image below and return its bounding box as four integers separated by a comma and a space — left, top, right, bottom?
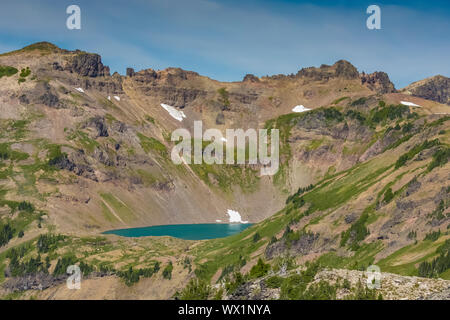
0, 42, 448, 300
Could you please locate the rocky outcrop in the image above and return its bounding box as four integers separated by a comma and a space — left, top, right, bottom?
297, 60, 359, 81
50, 151, 98, 181
243, 74, 260, 83
403, 75, 450, 105
215, 112, 225, 125
126, 68, 135, 77
2, 273, 66, 292
334, 60, 360, 79
20, 82, 63, 108
64, 53, 110, 77
361, 71, 396, 94
85, 116, 109, 138
265, 232, 319, 259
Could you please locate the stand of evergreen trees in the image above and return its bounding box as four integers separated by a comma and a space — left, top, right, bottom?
117, 262, 161, 286
0, 222, 14, 247
286, 184, 314, 205
418, 239, 450, 278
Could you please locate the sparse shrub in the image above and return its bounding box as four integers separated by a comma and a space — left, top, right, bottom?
177, 278, 211, 300
424, 230, 441, 242
19, 67, 31, 78
249, 258, 270, 279
0, 65, 18, 78
395, 139, 440, 169
345, 280, 379, 300
407, 230, 417, 240
351, 97, 367, 106
345, 110, 366, 123
428, 200, 448, 221
342, 278, 351, 290
18, 201, 34, 213
252, 232, 261, 243
340, 213, 370, 250
265, 276, 284, 288
323, 107, 344, 122
217, 87, 230, 108
383, 188, 394, 203
225, 272, 245, 294
162, 262, 173, 280
402, 122, 413, 133
269, 236, 277, 245
427, 147, 450, 172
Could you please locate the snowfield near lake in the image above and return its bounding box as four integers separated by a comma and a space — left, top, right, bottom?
161, 103, 186, 122
292, 105, 311, 113
227, 209, 249, 224
401, 101, 421, 107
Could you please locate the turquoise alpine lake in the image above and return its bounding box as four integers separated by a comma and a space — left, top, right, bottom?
103, 223, 253, 240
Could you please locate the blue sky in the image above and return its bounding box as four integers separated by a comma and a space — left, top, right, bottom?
0, 0, 449, 88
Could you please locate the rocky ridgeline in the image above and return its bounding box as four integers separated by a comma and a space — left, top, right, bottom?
263, 60, 396, 94
225, 268, 450, 300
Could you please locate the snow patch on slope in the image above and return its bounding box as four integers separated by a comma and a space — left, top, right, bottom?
292, 105, 311, 113
401, 101, 421, 107
161, 103, 186, 122
227, 209, 248, 224
114, 96, 121, 101
75, 88, 84, 93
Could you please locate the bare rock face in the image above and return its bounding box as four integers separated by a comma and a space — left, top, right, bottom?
49, 151, 98, 181
126, 68, 135, 77
20, 82, 63, 108
403, 75, 450, 105
361, 71, 396, 94
243, 74, 260, 83
334, 60, 360, 79
85, 116, 109, 138
265, 232, 319, 259
2, 273, 66, 292
215, 112, 225, 125
64, 53, 110, 77
296, 60, 359, 81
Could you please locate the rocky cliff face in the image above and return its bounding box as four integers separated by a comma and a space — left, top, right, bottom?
360, 71, 396, 94
63, 52, 110, 77
402, 75, 450, 105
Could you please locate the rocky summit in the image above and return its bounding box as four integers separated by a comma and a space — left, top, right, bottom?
402, 75, 450, 105
0, 42, 449, 300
